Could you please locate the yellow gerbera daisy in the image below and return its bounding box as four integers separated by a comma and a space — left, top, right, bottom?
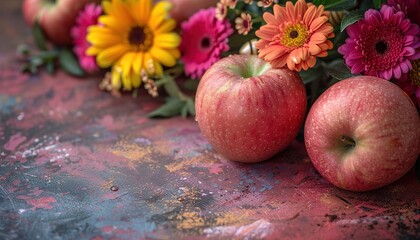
86, 0, 181, 91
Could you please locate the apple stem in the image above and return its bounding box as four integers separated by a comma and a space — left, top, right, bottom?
340, 135, 356, 147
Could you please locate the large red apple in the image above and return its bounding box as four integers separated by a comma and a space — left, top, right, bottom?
304, 76, 420, 191
22, 0, 100, 46
195, 55, 307, 163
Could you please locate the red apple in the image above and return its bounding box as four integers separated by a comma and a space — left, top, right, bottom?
22, 0, 100, 46
170, 0, 218, 22
195, 54, 307, 163
304, 76, 420, 191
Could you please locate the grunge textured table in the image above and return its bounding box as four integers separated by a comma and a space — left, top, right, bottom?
1, 1, 419, 239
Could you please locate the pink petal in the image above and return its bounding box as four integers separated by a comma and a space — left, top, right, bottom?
393, 65, 402, 79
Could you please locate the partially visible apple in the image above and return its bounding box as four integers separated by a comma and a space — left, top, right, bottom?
170, 0, 218, 22
22, 0, 100, 46
195, 54, 307, 163
304, 76, 420, 191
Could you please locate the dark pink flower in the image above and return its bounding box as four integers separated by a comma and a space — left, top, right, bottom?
71, 3, 102, 73
388, 0, 420, 26
180, 8, 233, 79
338, 5, 420, 80
395, 59, 420, 107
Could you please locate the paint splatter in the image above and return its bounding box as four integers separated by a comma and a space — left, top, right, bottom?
17, 196, 57, 210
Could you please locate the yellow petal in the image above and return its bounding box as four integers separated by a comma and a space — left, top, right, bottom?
155, 19, 177, 34
133, 52, 144, 75
102, 1, 112, 15
88, 25, 114, 35
86, 46, 102, 56
121, 52, 136, 91
149, 47, 176, 67
149, 1, 172, 30
133, 0, 152, 26
166, 48, 180, 59
87, 32, 122, 48
153, 61, 163, 76
154, 33, 181, 48
113, 0, 135, 26
97, 44, 128, 68
143, 52, 153, 74
112, 65, 122, 89
99, 16, 130, 33
132, 72, 141, 88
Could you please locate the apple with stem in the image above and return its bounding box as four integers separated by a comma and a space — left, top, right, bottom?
22, 0, 100, 46
195, 54, 307, 163
304, 76, 420, 191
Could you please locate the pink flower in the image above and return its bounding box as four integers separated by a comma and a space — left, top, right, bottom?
338, 5, 420, 80
395, 59, 420, 107
71, 3, 102, 74
180, 8, 233, 79
388, 0, 420, 26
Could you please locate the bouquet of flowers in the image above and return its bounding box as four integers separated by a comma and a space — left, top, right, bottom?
19, 0, 420, 118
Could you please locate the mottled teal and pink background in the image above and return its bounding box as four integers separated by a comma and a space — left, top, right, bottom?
0, 1, 419, 239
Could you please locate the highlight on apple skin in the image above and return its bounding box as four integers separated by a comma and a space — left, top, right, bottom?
304, 76, 420, 192
195, 54, 307, 163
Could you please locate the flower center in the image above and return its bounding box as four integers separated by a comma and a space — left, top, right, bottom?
289, 30, 298, 39
243, 20, 249, 29
409, 59, 420, 87
375, 40, 388, 55
361, 24, 404, 71
281, 23, 309, 48
201, 37, 211, 48
128, 26, 153, 51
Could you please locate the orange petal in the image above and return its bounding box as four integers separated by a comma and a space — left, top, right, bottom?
301, 61, 309, 71
317, 51, 328, 57
310, 17, 328, 32
265, 46, 288, 61
308, 42, 322, 55
310, 32, 327, 44
270, 54, 288, 69
307, 56, 316, 68
263, 12, 278, 25
285, 1, 295, 22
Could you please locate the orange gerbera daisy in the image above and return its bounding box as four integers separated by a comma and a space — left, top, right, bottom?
255, 0, 334, 71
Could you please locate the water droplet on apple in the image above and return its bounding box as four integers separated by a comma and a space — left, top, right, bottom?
195, 117, 199, 122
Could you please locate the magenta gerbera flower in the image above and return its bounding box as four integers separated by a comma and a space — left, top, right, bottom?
338, 5, 420, 80
388, 0, 420, 26
71, 3, 102, 74
180, 8, 233, 79
396, 59, 420, 107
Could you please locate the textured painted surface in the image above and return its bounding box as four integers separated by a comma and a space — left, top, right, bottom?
1, 1, 420, 240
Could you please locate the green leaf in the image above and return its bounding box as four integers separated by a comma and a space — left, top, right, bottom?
299, 64, 325, 85
186, 99, 195, 116
58, 48, 85, 77
340, 10, 363, 32
325, 60, 357, 80
182, 79, 200, 92
30, 56, 44, 67
313, 0, 357, 11
16, 44, 30, 57
148, 97, 185, 118
373, 0, 386, 9
180, 104, 189, 118
33, 21, 48, 51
